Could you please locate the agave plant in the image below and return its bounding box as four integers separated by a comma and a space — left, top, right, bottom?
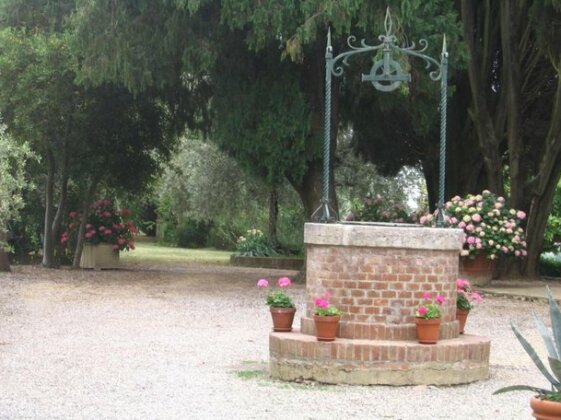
494, 286, 561, 401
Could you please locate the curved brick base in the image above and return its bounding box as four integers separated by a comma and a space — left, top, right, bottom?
271, 223, 492, 386
269, 331, 490, 385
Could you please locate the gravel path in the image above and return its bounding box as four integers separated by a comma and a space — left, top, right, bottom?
0, 262, 552, 419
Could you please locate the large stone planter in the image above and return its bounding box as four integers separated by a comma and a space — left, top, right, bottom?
460, 254, 497, 286
269, 222, 491, 385
80, 243, 119, 270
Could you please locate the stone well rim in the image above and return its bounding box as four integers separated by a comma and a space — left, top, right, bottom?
304, 222, 464, 251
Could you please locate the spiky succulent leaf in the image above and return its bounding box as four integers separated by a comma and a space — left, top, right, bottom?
547, 286, 561, 358
534, 311, 559, 360
511, 322, 561, 388
493, 385, 551, 395
549, 357, 561, 389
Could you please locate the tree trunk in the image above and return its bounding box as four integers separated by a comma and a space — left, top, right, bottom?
72, 181, 98, 268
421, 158, 438, 212
460, 0, 504, 195
268, 187, 279, 248
445, 71, 488, 199
42, 150, 56, 268
52, 153, 69, 264
500, 0, 524, 207
523, 163, 561, 277
522, 78, 561, 276
0, 231, 10, 272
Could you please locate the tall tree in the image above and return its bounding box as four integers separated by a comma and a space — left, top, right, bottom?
0, 121, 36, 271
0, 1, 178, 267
458, 0, 561, 276
71, 0, 461, 219
70, 0, 561, 276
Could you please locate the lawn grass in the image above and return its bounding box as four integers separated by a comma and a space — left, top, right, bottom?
121, 237, 232, 265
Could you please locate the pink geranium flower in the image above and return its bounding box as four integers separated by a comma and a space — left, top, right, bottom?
313, 291, 342, 316
456, 278, 470, 290
313, 298, 329, 308
278, 277, 292, 288
416, 292, 445, 319
258, 276, 294, 308
470, 291, 482, 302
456, 278, 483, 309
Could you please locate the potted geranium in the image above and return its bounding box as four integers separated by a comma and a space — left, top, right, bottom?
420, 190, 527, 285
257, 277, 296, 332
312, 291, 343, 341
456, 278, 483, 334
61, 199, 137, 269
415, 292, 445, 344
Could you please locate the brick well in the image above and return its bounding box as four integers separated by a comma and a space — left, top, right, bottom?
269, 222, 491, 385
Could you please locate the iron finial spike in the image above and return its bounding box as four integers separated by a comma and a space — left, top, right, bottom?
384, 7, 392, 36
325, 26, 333, 57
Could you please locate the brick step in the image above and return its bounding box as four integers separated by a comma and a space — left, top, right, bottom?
269, 330, 490, 385
300, 316, 459, 340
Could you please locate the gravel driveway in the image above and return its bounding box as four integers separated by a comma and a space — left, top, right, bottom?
0, 262, 552, 419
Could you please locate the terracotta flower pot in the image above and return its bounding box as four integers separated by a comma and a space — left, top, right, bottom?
313, 315, 340, 341
460, 254, 496, 286
456, 308, 470, 334
415, 317, 441, 344
270, 307, 296, 332
530, 396, 561, 420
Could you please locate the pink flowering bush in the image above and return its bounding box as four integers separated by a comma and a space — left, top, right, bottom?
415, 292, 445, 319
419, 190, 527, 260
313, 291, 343, 316
61, 199, 137, 252
257, 277, 294, 308
456, 278, 483, 310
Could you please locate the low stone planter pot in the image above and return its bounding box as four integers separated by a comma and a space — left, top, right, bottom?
80, 243, 119, 270
230, 255, 303, 270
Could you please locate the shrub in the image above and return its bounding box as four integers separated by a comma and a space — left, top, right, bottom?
347, 195, 417, 223
235, 229, 278, 257
539, 253, 561, 278
176, 219, 213, 248
420, 190, 527, 260
62, 199, 137, 252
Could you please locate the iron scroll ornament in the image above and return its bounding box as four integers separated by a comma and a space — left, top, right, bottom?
328, 34, 443, 83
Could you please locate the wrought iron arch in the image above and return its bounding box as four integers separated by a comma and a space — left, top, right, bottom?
312, 8, 449, 226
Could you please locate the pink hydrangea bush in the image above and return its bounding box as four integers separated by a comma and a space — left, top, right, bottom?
419, 190, 527, 260
61, 199, 137, 252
